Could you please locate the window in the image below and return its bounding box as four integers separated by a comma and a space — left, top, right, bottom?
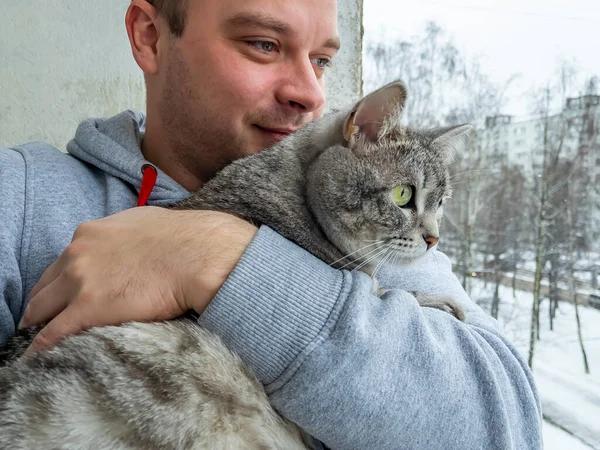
364, 8, 600, 436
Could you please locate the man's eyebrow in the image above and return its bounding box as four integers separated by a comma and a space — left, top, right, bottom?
225, 12, 295, 36
323, 37, 341, 51
225, 12, 340, 52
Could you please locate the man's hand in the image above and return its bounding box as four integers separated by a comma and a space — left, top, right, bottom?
19, 206, 258, 353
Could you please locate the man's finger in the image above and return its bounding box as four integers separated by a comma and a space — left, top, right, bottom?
28, 257, 63, 301
19, 274, 72, 328
24, 305, 86, 354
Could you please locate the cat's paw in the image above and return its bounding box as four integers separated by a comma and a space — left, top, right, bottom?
411, 292, 466, 321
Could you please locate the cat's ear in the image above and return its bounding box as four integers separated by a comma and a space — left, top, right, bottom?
430, 124, 473, 164
344, 81, 407, 144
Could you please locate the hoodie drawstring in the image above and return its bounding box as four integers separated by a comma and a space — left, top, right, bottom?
137, 164, 157, 207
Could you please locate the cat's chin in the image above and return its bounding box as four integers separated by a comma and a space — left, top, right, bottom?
386, 250, 429, 268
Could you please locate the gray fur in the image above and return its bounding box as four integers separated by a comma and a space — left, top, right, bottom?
0, 325, 43, 365
1, 320, 311, 449
0, 80, 471, 448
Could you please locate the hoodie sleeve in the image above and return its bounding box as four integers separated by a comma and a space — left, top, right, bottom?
0, 149, 28, 344
198, 226, 543, 450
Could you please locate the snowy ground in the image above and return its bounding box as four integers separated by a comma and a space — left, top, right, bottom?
544, 422, 595, 450
470, 280, 600, 449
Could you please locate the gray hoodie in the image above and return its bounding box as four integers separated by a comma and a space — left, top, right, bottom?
0, 110, 542, 449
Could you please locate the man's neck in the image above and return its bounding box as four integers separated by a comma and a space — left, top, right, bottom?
141, 116, 204, 192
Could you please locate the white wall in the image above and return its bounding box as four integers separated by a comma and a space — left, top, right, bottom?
328, 0, 364, 110
0, 1, 363, 151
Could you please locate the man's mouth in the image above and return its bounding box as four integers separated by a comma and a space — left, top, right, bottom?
254, 125, 297, 142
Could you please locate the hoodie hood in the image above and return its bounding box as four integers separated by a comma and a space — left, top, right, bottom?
66, 110, 190, 204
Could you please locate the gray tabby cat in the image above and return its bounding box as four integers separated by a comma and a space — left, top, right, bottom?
0, 81, 471, 449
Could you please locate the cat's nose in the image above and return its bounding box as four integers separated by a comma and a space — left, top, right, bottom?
423, 235, 439, 250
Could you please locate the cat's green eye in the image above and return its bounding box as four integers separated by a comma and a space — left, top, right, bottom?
391, 185, 413, 207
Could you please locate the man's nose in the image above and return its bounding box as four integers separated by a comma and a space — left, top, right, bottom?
276, 60, 326, 113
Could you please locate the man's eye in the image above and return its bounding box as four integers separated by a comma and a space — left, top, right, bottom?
312, 57, 332, 69
247, 41, 277, 53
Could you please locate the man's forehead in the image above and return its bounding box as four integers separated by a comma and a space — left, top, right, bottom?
217, 0, 339, 49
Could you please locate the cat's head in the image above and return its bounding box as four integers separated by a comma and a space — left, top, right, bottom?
306, 81, 472, 269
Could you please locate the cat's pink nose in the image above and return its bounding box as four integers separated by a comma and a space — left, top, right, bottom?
423, 235, 439, 250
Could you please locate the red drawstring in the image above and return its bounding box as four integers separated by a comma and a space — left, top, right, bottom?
137, 164, 157, 207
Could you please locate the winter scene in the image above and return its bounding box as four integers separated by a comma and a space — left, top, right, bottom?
364, 1, 600, 448
1, 1, 598, 449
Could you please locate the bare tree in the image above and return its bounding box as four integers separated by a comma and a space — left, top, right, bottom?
478, 165, 528, 318
567, 165, 591, 375
364, 21, 463, 128
526, 61, 598, 369
527, 83, 569, 367
567, 80, 598, 374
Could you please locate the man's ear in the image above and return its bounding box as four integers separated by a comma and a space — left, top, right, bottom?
344, 81, 408, 143
125, 0, 162, 75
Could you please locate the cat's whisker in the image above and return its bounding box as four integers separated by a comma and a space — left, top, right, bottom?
449, 179, 473, 186
387, 253, 398, 270
389, 252, 399, 272
372, 248, 394, 280
388, 249, 398, 267
450, 168, 498, 180
338, 243, 387, 270
378, 249, 397, 275
351, 246, 390, 273
376, 247, 395, 270
329, 240, 385, 267
351, 255, 381, 274
393, 251, 401, 267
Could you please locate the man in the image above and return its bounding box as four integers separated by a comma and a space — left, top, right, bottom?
0, 0, 542, 448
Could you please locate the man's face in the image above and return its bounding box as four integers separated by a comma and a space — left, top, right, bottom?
156, 0, 339, 181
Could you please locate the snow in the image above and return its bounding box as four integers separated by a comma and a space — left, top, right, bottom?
470, 280, 600, 450
544, 422, 594, 450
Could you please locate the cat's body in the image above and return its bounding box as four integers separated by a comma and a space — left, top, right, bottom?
1, 319, 311, 450
0, 81, 470, 449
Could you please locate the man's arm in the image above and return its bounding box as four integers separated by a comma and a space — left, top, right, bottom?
199, 226, 543, 450
19, 207, 258, 353
0, 149, 27, 344
19, 205, 541, 448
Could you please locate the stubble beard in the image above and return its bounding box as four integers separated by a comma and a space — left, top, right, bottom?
159, 49, 248, 184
